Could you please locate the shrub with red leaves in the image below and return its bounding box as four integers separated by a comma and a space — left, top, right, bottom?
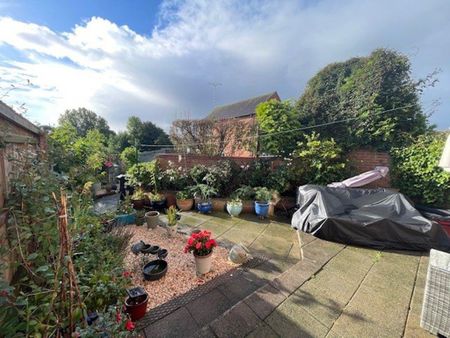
184, 230, 217, 256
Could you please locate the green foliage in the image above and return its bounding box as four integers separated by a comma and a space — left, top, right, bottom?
190, 184, 218, 201
189, 160, 236, 197
176, 190, 193, 200
59, 107, 112, 138
391, 133, 450, 206
159, 161, 190, 191
289, 133, 348, 185
126, 160, 159, 191
131, 188, 146, 200
120, 146, 138, 169
127, 116, 171, 150
297, 48, 430, 150
232, 185, 255, 200
256, 99, 301, 156
0, 157, 131, 337
254, 187, 273, 203
167, 205, 178, 226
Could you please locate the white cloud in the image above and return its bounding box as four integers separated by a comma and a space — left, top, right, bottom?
0, 0, 449, 131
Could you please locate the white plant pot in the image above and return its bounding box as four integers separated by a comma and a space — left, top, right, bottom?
194, 252, 212, 275
167, 225, 177, 237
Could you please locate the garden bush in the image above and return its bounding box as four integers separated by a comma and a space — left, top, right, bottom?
391, 133, 450, 206
0, 157, 132, 336
288, 132, 349, 186
126, 160, 159, 191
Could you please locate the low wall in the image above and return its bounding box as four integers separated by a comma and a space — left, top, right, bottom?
156, 153, 284, 171
156, 149, 392, 188
347, 149, 391, 188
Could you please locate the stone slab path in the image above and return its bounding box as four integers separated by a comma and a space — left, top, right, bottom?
139, 211, 435, 338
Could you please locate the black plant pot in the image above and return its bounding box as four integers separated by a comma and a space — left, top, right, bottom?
143, 259, 168, 281
151, 199, 167, 212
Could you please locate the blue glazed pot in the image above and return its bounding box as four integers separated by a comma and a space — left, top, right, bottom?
197, 201, 212, 214
254, 201, 269, 218
226, 202, 243, 217
116, 213, 137, 226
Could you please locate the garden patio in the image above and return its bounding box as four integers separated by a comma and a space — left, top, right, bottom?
135, 210, 433, 338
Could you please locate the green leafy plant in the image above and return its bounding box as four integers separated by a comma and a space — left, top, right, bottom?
147, 192, 165, 202
120, 146, 138, 169
227, 197, 242, 206
232, 185, 255, 200
288, 132, 349, 185
167, 206, 178, 226
131, 188, 146, 201
176, 190, 193, 200
126, 160, 159, 190
117, 196, 134, 214
190, 184, 217, 201
254, 187, 273, 203
391, 133, 450, 206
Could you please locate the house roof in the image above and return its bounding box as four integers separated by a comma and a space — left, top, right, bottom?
207, 91, 280, 119
0, 100, 41, 135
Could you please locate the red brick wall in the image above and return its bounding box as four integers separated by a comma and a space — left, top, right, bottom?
347, 149, 391, 188
156, 153, 283, 171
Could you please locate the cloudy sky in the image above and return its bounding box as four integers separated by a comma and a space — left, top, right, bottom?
0, 0, 449, 131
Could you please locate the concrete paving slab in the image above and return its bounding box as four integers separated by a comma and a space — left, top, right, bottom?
244, 284, 288, 320
197, 221, 235, 237
186, 289, 232, 327
265, 296, 329, 338
144, 306, 199, 338
217, 227, 262, 247
246, 322, 280, 338
250, 234, 294, 259
229, 219, 270, 236
218, 274, 261, 305
403, 256, 435, 338
329, 251, 420, 338
303, 239, 345, 264
210, 302, 262, 338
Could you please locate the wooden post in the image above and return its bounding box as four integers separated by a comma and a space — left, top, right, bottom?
297, 230, 304, 260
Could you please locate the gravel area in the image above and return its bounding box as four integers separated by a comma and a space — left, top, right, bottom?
123, 225, 236, 310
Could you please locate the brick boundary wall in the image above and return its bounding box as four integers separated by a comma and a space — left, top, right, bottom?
347, 149, 391, 188
156, 153, 284, 171
156, 149, 391, 188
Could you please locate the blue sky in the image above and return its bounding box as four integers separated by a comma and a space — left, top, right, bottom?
0, 0, 449, 131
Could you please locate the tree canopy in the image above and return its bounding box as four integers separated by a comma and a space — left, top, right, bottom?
296, 48, 430, 150
126, 116, 171, 150
58, 108, 112, 137
256, 99, 301, 157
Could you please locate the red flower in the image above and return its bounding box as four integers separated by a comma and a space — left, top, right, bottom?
125, 319, 135, 331
205, 239, 216, 250
195, 242, 202, 250
122, 271, 131, 278
187, 237, 195, 245
0, 290, 8, 297
116, 312, 122, 323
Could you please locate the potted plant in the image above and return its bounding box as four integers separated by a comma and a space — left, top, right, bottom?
226, 197, 243, 217
191, 184, 217, 214
124, 287, 149, 321
234, 185, 255, 213
166, 205, 179, 237
176, 190, 194, 211
184, 230, 217, 274
145, 209, 160, 229
254, 187, 273, 219
116, 197, 137, 226
131, 188, 146, 209
148, 192, 166, 211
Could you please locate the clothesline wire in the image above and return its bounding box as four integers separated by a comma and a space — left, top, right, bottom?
140, 103, 417, 149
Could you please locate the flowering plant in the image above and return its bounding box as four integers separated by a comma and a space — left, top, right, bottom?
184, 230, 217, 256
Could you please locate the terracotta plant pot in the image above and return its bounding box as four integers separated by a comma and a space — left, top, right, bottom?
132, 198, 145, 210
145, 211, 160, 229
212, 198, 227, 212
125, 294, 148, 321
177, 198, 194, 211
194, 252, 212, 274
242, 200, 254, 214
163, 191, 177, 207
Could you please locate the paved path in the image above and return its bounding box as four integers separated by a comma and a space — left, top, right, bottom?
140, 211, 434, 337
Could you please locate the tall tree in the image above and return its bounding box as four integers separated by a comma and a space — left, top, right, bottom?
58, 108, 112, 137
126, 116, 171, 150
297, 48, 431, 150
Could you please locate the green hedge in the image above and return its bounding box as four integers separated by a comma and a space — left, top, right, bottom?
391, 133, 450, 206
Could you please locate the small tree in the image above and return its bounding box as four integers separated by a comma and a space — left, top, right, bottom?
120, 146, 138, 169
289, 132, 348, 185
59, 108, 112, 137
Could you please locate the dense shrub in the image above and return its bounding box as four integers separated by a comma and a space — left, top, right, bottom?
391, 133, 450, 206
126, 160, 159, 191
288, 132, 349, 185
0, 157, 131, 336
120, 146, 138, 169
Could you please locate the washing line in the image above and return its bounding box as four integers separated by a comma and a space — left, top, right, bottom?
140, 103, 417, 149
